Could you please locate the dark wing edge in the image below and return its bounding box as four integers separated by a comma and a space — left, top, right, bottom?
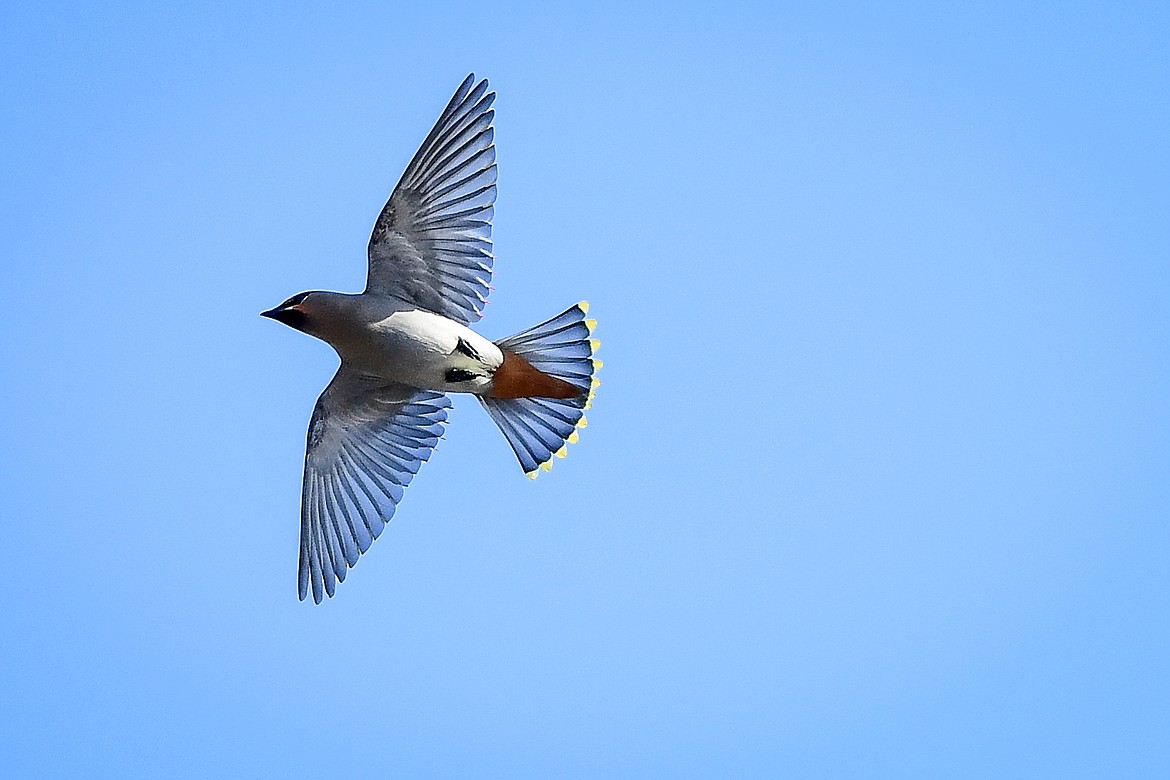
297, 370, 451, 603
367, 73, 497, 325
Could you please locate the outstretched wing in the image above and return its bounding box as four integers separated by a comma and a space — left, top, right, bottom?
298, 366, 451, 603
367, 74, 497, 324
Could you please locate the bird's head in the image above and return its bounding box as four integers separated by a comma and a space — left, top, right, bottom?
262, 291, 364, 349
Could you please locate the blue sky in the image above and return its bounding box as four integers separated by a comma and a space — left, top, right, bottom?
2, 2, 1168, 777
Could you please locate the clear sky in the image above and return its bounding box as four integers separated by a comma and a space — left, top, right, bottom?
2, 2, 1168, 777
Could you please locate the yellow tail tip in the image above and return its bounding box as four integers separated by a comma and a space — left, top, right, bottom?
577, 301, 590, 314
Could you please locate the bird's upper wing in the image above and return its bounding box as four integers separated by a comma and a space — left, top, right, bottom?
366, 74, 497, 324
298, 365, 451, 603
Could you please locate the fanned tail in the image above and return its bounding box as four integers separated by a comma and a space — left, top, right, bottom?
480, 302, 600, 477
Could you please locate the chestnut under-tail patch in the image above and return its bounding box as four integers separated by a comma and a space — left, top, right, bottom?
489, 350, 580, 399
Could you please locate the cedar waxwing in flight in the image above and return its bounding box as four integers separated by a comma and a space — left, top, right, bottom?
263, 75, 600, 603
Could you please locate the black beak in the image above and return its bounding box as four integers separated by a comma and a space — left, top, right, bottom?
261, 305, 307, 330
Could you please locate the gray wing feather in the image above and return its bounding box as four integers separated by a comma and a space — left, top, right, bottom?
367, 74, 497, 324
298, 366, 450, 603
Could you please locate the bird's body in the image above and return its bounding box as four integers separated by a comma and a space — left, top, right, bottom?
263, 74, 599, 603
294, 292, 503, 394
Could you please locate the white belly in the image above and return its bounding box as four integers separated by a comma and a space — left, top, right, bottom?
353, 309, 503, 392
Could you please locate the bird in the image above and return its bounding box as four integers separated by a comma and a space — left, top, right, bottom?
262, 74, 599, 603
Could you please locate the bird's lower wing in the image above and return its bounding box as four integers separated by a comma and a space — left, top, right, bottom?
298, 367, 450, 603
